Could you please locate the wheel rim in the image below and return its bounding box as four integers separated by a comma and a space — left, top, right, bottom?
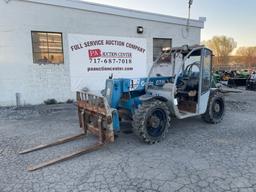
146, 108, 167, 137
212, 99, 224, 119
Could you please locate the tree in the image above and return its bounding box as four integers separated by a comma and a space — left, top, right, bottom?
236, 47, 256, 69
203, 36, 237, 67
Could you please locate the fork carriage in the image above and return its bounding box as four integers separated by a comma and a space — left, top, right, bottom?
76, 91, 115, 144
20, 91, 115, 171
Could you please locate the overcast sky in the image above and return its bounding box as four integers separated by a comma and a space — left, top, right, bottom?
82, 0, 256, 48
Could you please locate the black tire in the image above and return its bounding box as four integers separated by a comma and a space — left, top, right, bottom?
132, 100, 171, 144
201, 91, 225, 124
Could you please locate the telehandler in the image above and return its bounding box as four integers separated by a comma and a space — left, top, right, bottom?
20, 45, 225, 171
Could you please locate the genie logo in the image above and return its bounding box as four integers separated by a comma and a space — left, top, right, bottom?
88, 49, 101, 58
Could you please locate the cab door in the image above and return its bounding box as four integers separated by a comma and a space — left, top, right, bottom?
198, 48, 212, 114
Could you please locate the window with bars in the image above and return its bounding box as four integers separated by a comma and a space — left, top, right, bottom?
31, 31, 64, 64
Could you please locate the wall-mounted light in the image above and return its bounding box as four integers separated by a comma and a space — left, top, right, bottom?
137, 26, 144, 34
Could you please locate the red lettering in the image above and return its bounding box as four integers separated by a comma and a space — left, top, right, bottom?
88, 49, 101, 58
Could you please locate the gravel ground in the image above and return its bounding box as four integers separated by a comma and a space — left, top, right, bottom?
0, 90, 256, 192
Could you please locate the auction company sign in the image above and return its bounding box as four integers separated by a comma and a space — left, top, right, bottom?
68, 34, 147, 92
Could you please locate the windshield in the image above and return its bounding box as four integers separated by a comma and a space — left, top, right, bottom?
184, 55, 200, 75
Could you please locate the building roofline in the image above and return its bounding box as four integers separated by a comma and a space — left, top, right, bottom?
17, 0, 205, 28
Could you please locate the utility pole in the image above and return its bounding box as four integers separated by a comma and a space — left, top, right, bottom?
187, 0, 193, 31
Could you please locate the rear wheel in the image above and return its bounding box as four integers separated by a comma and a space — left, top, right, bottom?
132, 100, 171, 144
201, 91, 225, 124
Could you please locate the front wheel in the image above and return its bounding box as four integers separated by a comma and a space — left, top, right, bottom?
132, 100, 171, 144
201, 91, 225, 124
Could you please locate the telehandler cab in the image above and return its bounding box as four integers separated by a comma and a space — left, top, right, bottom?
20, 45, 225, 171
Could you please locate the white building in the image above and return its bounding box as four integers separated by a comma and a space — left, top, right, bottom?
0, 0, 205, 106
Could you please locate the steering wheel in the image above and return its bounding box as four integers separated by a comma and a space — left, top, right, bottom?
184, 62, 200, 76
176, 62, 200, 90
